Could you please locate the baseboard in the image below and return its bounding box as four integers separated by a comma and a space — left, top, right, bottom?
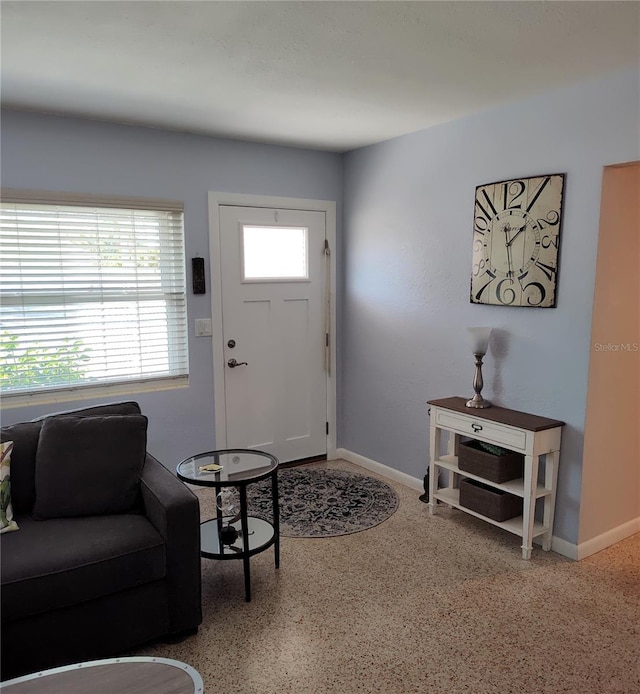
335, 448, 424, 493
550, 536, 578, 561
576, 516, 640, 560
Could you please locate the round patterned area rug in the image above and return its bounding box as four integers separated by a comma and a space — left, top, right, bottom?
247, 467, 399, 538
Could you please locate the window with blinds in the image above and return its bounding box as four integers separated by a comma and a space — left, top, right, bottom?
0, 195, 189, 399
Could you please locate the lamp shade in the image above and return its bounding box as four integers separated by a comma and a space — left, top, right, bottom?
468, 327, 492, 355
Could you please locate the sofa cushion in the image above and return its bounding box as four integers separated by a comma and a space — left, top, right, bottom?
0, 513, 166, 622
31, 400, 142, 421
33, 415, 148, 519
1, 441, 19, 534
0, 422, 42, 515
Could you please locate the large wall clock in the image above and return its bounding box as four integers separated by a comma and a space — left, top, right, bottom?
470, 173, 565, 307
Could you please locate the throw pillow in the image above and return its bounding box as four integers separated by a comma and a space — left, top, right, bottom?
1, 440, 19, 534
1, 421, 42, 514
33, 414, 148, 519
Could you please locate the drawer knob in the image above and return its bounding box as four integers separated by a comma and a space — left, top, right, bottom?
472, 423, 483, 432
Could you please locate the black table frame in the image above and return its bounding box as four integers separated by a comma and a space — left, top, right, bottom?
176, 449, 279, 602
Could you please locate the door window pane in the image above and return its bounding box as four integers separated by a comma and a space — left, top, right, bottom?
242, 226, 308, 280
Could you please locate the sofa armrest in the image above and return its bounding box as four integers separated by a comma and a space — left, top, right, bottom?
140, 454, 202, 633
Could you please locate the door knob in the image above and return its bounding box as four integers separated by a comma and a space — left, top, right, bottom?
227, 358, 248, 368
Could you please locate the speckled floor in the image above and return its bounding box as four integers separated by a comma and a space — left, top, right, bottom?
137, 459, 640, 694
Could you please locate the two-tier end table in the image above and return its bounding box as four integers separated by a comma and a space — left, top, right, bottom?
177, 449, 279, 601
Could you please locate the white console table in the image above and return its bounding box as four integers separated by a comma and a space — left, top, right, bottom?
427, 397, 564, 560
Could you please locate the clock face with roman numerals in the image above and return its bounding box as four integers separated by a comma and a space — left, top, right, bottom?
470, 174, 565, 307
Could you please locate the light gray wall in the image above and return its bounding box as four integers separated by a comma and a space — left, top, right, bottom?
0, 110, 343, 466
2, 69, 638, 544
341, 68, 639, 544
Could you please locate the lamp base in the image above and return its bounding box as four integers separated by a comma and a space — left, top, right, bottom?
467, 351, 492, 408
466, 396, 492, 409
219, 524, 239, 545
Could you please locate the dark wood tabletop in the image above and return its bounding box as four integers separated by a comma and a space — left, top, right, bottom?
427, 397, 565, 432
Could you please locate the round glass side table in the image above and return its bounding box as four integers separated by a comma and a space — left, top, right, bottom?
177, 449, 279, 602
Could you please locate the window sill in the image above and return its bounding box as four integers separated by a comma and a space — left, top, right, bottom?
0, 376, 189, 410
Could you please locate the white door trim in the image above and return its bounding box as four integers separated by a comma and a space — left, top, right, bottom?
208, 191, 337, 460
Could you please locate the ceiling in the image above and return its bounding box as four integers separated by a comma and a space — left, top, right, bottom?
1, 1, 638, 152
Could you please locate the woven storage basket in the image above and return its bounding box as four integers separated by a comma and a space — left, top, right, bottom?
459, 478, 522, 522
458, 439, 524, 483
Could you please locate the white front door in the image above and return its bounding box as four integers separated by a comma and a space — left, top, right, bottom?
217, 204, 328, 463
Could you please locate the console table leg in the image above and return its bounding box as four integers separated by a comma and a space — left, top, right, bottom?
542, 450, 560, 551
521, 453, 538, 561
428, 424, 441, 515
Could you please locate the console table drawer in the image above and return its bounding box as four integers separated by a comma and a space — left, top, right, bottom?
434, 408, 527, 451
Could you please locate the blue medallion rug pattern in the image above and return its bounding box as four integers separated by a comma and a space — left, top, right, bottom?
247, 467, 399, 538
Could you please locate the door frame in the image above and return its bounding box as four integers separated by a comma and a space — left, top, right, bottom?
207, 191, 337, 460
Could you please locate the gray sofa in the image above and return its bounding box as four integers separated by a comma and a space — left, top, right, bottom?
0, 401, 202, 680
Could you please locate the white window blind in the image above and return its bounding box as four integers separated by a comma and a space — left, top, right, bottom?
0, 195, 188, 398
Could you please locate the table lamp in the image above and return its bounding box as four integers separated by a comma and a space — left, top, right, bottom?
217, 489, 241, 545
466, 327, 492, 409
